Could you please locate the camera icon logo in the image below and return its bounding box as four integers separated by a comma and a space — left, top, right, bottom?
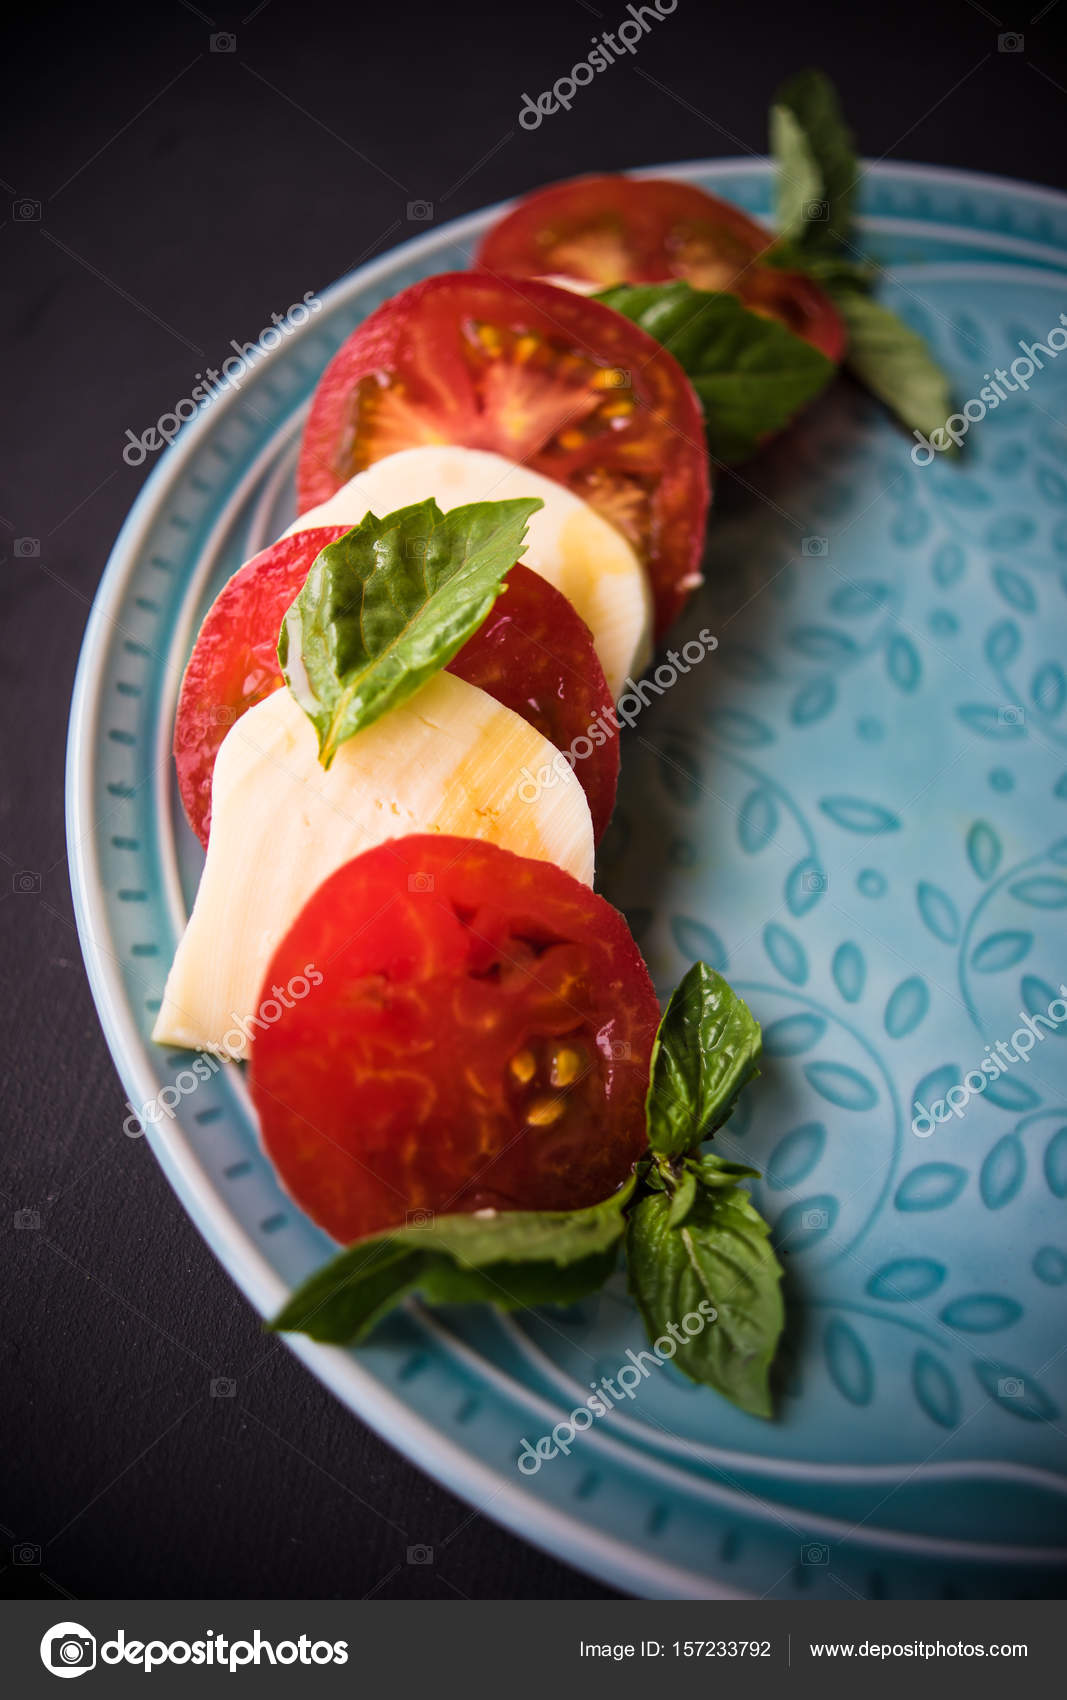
210, 32, 237, 52
13, 198, 41, 222
407, 871, 435, 893
998, 1376, 1024, 1398
14, 1541, 41, 1564
802, 1208, 829, 1231
610, 1040, 632, 1060
407, 1543, 434, 1564
802, 536, 829, 557
998, 32, 1024, 52
13, 869, 42, 894
801, 1542, 830, 1566
804, 200, 830, 221
40, 1622, 96, 1678
15, 537, 41, 557
407, 200, 434, 222
210, 1376, 237, 1398
212, 705, 236, 726
600, 367, 630, 388
14, 1208, 41, 1230
997, 705, 1024, 726
405, 1208, 435, 1229
801, 868, 828, 893
406, 537, 430, 558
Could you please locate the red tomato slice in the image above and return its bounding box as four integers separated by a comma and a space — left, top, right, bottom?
174, 537, 619, 847
296, 272, 709, 638
248, 836, 660, 1244
736, 267, 847, 364
174, 527, 349, 847
476, 174, 846, 362
478, 174, 773, 291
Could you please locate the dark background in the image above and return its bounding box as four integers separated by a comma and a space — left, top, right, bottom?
2, 0, 1065, 1603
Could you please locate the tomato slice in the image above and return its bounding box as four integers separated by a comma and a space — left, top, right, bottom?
478, 174, 773, 291
174, 527, 350, 847
476, 174, 846, 362
174, 536, 618, 847
736, 267, 847, 364
248, 836, 660, 1243
296, 272, 709, 638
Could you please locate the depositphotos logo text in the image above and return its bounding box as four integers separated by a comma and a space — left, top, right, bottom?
40, 1621, 348, 1677
518, 1, 678, 129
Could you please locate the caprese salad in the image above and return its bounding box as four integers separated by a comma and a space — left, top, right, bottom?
150, 71, 950, 1420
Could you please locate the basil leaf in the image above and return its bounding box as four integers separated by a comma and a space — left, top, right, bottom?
597, 282, 833, 464
771, 68, 858, 250
835, 289, 954, 442
271, 1178, 634, 1344
625, 1177, 784, 1418
687, 1153, 761, 1188
764, 240, 875, 295
646, 961, 762, 1158
767, 69, 954, 439
279, 496, 542, 766
666, 1165, 698, 1228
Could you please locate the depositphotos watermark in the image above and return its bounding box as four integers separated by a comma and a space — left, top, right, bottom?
40, 1622, 348, 1677
517, 1300, 716, 1473
518, 628, 716, 803
911, 983, 1067, 1135
911, 311, 1067, 464
122, 966, 322, 1135
518, 1, 678, 130
122, 291, 323, 465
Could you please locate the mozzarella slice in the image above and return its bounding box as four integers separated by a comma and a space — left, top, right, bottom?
286, 444, 652, 699
153, 672, 594, 1059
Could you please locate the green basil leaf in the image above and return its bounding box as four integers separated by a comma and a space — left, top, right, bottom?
835, 289, 954, 442
763, 239, 875, 295
687, 1153, 762, 1188
279, 495, 542, 766
666, 1165, 698, 1228
597, 282, 833, 464
770, 68, 858, 249
645, 961, 762, 1158
625, 1179, 784, 1418
767, 69, 954, 439
270, 1177, 634, 1344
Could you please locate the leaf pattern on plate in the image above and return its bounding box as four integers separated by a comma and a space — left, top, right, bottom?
884, 976, 929, 1039
823, 1319, 874, 1406
895, 1164, 968, 1212
966, 820, 1002, 880
819, 796, 901, 834
916, 880, 960, 943
831, 942, 866, 1003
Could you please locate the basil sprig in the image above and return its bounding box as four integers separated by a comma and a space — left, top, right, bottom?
272, 962, 785, 1419
597, 282, 834, 464
768, 67, 954, 440
279, 496, 542, 767
271, 1179, 635, 1343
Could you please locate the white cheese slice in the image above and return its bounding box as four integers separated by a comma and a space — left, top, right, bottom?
287, 444, 652, 699
153, 671, 594, 1059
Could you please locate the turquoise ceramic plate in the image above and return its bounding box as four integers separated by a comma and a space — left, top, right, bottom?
68, 161, 1067, 1599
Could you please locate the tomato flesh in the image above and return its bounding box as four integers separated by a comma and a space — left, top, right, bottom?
174, 536, 618, 847
174, 527, 350, 847
249, 836, 660, 1244
476, 174, 846, 362
297, 272, 709, 637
